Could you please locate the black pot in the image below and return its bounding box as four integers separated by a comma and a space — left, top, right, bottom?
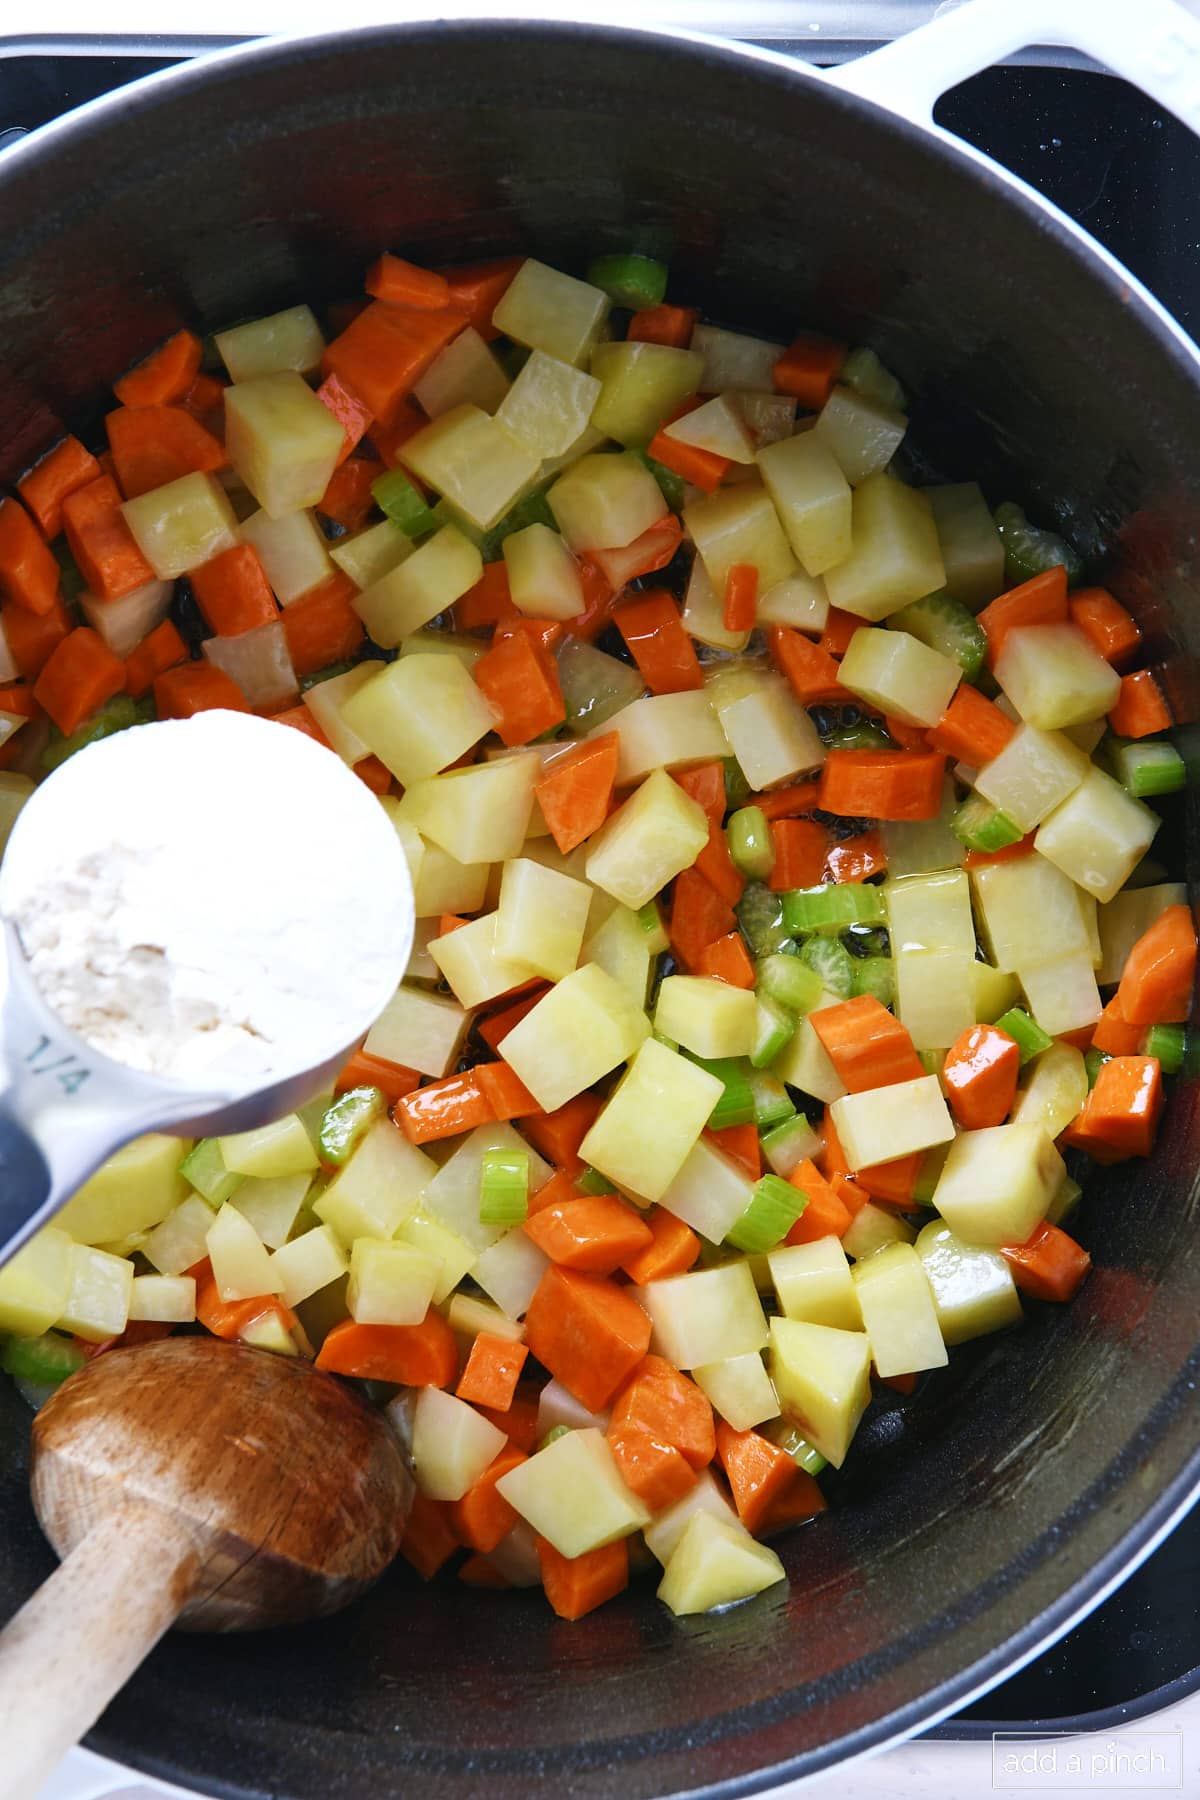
1, 20, 1199, 1798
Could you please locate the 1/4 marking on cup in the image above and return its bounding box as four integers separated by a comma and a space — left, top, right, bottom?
23, 1033, 91, 1095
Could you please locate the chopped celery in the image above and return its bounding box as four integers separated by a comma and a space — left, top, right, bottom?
736, 883, 792, 957
371, 469, 439, 539
951, 792, 1023, 854
994, 501, 1085, 588
841, 346, 905, 413
476, 488, 558, 563
727, 806, 775, 881
586, 253, 668, 310
1143, 1023, 1186, 1075
798, 935, 855, 999
750, 997, 796, 1071
757, 951, 823, 1014
749, 1070, 796, 1130
1084, 1047, 1111, 1088
0, 1330, 87, 1387
298, 658, 356, 693
479, 1146, 530, 1226
723, 757, 751, 812
557, 638, 646, 734
538, 1423, 573, 1450
179, 1137, 242, 1207
727, 1174, 806, 1253
636, 900, 670, 955
890, 591, 987, 680
913, 1140, 953, 1207
766, 1418, 830, 1476
918, 1049, 945, 1076
825, 719, 893, 751
42, 695, 150, 773
995, 1007, 1053, 1066
318, 1087, 386, 1167
851, 954, 895, 1007
1115, 739, 1187, 798
760, 1113, 820, 1178
782, 884, 886, 934
686, 1055, 757, 1130
634, 448, 687, 512
577, 1166, 618, 1196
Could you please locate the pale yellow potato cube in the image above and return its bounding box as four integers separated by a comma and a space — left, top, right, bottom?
502, 963, 650, 1114
549, 450, 667, 551
473, 1229, 550, 1319
658, 1512, 785, 1616
841, 626, 960, 727
1011, 1042, 1089, 1140
658, 1138, 755, 1245
396, 1210, 477, 1304
424, 1123, 552, 1251
496, 348, 602, 456
585, 766, 709, 910
216, 304, 324, 381
881, 779, 964, 877
974, 722, 1089, 832
496, 857, 591, 980
691, 1352, 779, 1432
851, 1242, 947, 1376
502, 522, 584, 620
932, 1122, 1065, 1245
121, 471, 239, 579
895, 946, 976, 1051
690, 324, 784, 391
971, 853, 1091, 972
768, 1237, 861, 1331
398, 756, 538, 864
638, 1261, 768, 1367
830, 1074, 954, 1170
492, 259, 610, 366
58, 1134, 186, 1246
823, 472, 945, 621
1098, 882, 1187, 984
301, 665, 377, 765
928, 483, 1005, 611
427, 911, 531, 1009
590, 341, 704, 445
886, 867, 974, 952
735, 389, 797, 447
413, 1386, 508, 1502
329, 518, 412, 590
664, 393, 756, 463
142, 1197, 219, 1278
412, 325, 510, 417
995, 622, 1121, 729
446, 1291, 525, 1343
706, 665, 825, 789
581, 905, 653, 1011
219, 1115, 317, 1179
581, 1039, 723, 1202
314, 1117, 436, 1243
80, 577, 170, 659
239, 507, 331, 604
497, 1427, 650, 1556
347, 1238, 439, 1326
206, 1203, 282, 1304
755, 569, 830, 634
756, 431, 853, 575
1017, 951, 1102, 1036
128, 1274, 196, 1324
58, 1243, 134, 1342
363, 984, 469, 1080
768, 1316, 872, 1467
234, 1172, 312, 1249
814, 385, 907, 485
224, 372, 343, 518
401, 403, 541, 531
0, 1229, 83, 1335
596, 692, 729, 787
772, 995, 848, 1105
410, 839, 489, 919
682, 555, 751, 653
643, 1469, 740, 1565
351, 525, 483, 647
655, 974, 757, 1060
1034, 766, 1159, 903
399, 629, 487, 670
684, 483, 798, 593
270, 1224, 349, 1308
915, 1220, 1022, 1346
841, 1201, 916, 1260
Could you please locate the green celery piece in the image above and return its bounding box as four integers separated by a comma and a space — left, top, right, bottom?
757, 951, 823, 1014
688, 1055, 757, 1130
1143, 1023, 1186, 1075
723, 757, 751, 812
652, 1030, 680, 1051
477, 488, 557, 562
633, 448, 687, 513
890, 591, 988, 681
299, 659, 356, 693
577, 1166, 617, 1196
994, 501, 1085, 588
918, 1049, 945, 1077
319, 1087, 386, 1168
790, 1438, 828, 1477
479, 1146, 529, 1225
538, 1423, 573, 1450
840, 346, 905, 413
727, 806, 775, 882
995, 1007, 1053, 1066
749, 996, 796, 1071
748, 1070, 795, 1130
851, 954, 895, 1007
912, 1140, 952, 1207
783, 883, 886, 934
951, 792, 1023, 854
371, 469, 438, 538
179, 1137, 242, 1207
798, 935, 855, 999
825, 720, 893, 751
736, 883, 792, 957
42, 694, 150, 773
1116, 739, 1187, 798
726, 1173, 806, 1253
586, 252, 668, 310
1084, 1047, 1111, 1089
0, 1330, 86, 1388
636, 900, 670, 955
760, 1113, 815, 1177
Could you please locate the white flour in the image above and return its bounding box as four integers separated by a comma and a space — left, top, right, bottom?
0, 712, 412, 1083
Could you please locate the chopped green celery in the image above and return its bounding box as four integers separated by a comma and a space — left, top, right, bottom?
760, 1113, 815, 1177
0, 1330, 86, 1387
586, 252, 668, 309
750, 996, 796, 1070
1115, 739, 1187, 798
1084, 1047, 1111, 1089
825, 719, 893, 751
851, 954, 895, 1007
723, 757, 751, 812
538, 1423, 573, 1450
298, 658, 356, 693
748, 1070, 795, 1130
179, 1136, 242, 1207
913, 1140, 952, 1207
634, 448, 686, 512
951, 792, 1023, 854
577, 1166, 618, 1196
783, 883, 886, 934
736, 883, 792, 957
479, 1146, 530, 1226
687, 1055, 757, 1130
757, 951, 823, 1014
477, 488, 557, 562
841, 346, 906, 413
798, 934, 855, 998
318, 1086, 386, 1167
994, 501, 1085, 588
890, 591, 987, 680
727, 806, 775, 881
371, 469, 439, 539
1143, 1023, 1186, 1075
766, 1418, 829, 1476
726, 1173, 807, 1253
995, 1007, 1054, 1066
652, 1030, 680, 1051
42, 695, 150, 773
637, 900, 670, 955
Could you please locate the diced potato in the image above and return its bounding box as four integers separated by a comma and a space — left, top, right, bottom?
548, 450, 667, 552
203, 618, 296, 712
1017, 951, 1102, 1036
496, 857, 591, 980
400, 404, 541, 531
270, 1224, 349, 1307
887, 868, 974, 953
971, 853, 1091, 971
492, 259, 611, 366
411, 838, 489, 918
684, 483, 798, 593
206, 1203, 282, 1302
974, 723, 1089, 832
896, 946, 976, 1052
768, 1237, 861, 1331
851, 1242, 947, 1376
814, 385, 907, 485
639, 1261, 767, 1367
429, 911, 533, 1009
882, 780, 964, 876
840, 626, 960, 727
363, 984, 469, 1079
771, 996, 849, 1105
644, 1468, 740, 1564
216, 305, 325, 381
596, 692, 729, 787
129, 1273, 196, 1324
121, 471, 239, 579
560, 637, 647, 735
398, 756, 538, 863
974, 960, 1021, 1023
535, 1377, 610, 1438
413, 325, 510, 417
658, 1510, 785, 1616
302, 664, 378, 764
81, 576, 171, 658
396, 1210, 477, 1304
58, 1243, 135, 1342
768, 1316, 872, 1468
346, 1238, 438, 1325
915, 1220, 1022, 1345
760, 1113, 822, 1178
495, 1426, 650, 1557
501, 963, 650, 1113
586, 765, 709, 910
664, 393, 756, 463
1098, 881, 1187, 985
582, 905, 654, 1010
473, 1229, 550, 1318
496, 348, 602, 457
314, 1118, 435, 1244
690, 325, 785, 392
413, 1386, 508, 1502
233, 1172, 312, 1249
0, 1228, 73, 1335
832, 1074, 954, 1170
658, 1138, 755, 1244
422, 1122, 551, 1251
681, 553, 751, 653
503, 522, 584, 620
995, 623, 1122, 730
239, 507, 331, 604
224, 373, 343, 518
1011, 1041, 1089, 1140
580, 1039, 721, 1201
447, 1291, 525, 1343
692, 1352, 779, 1432
1034, 766, 1159, 904
329, 518, 412, 590
706, 664, 825, 789
351, 526, 483, 647
841, 1202, 917, 1260
399, 629, 486, 671
143, 1195, 219, 1278
219, 1115, 317, 1179
590, 341, 704, 445
735, 390, 797, 447
932, 1122, 1065, 1245
927, 483, 1005, 611
823, 472, 945, 621
58, 1134, 186, 1246
655, 975, 757, 1060
755, 569, 830, 634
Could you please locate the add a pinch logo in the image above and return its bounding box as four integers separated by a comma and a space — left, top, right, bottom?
991, 1731, 1184, 1791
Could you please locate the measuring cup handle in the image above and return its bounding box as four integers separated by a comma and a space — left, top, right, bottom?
0, 1106, 54, 1262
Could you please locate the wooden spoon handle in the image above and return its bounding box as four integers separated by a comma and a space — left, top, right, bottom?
0, 1500, 199, 1800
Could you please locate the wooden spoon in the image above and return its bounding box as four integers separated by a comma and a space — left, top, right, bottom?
0, 1335, 414, 1800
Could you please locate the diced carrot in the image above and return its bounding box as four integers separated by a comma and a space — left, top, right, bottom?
694, 931, 756, 989
494, 615, 564, 656
757, 1467, 827, 1534
669, 866, 736, 971
628, 304, 698, 348
768, 624, 850, 706
1117, 905, 1196, 1025
820, 609, 860, 657
458, 1553, 510, 1588
316, 370, 374, 463
620, 1207, 700, 1283
527, 1170, 582, 1217
784, 1158, 852, 1243
315, 1309, 458, 1386
105, 405, 225, 501
125, 619, 187, 698
477, 1388, 542, 1453
724, 562, 759, 633
454, 560, 518, 631
535, 733, 620, 854
476, 985, 553, 1054
0, 497, 59, 619
191, 543, 278, 637
768, 817, 830, 892
979, 567, 1069, 662
475, 1061, 540, 1121
473, 629, 565, 746
942, 1023, 1021, 1129
365, 253, 452, 311
33, 627, 126, 735
751, 781, 822, 821
439, 257, 524, 339
0, 684, 40, 719
449, 1444, 527, 1552
1091, 993, 1145, 1057
927, 683, 1016, 765
76, 1319, 175, 1361
694, 814, 746, 907
565, 559, 616, 643
317, 454, 381, 533
518, 1092, 604, 1175
436, 913, 469, 937
962, 832, 1037, 870
18, 436, 102, 540
190, 1261, 298, 1344
884, 716, 929, 752
537, 1536, 628, 1620
1061, 1054, 1164, 1161
855, 1151, 923, 1207
322, 302, 468, 426
1058, 1024, 1097, 1053
61, 474, 155, 602
113, 329, 203, 408
673, 760, 725, 825
646, 422, 729, 493
715, 1421, 799, 1533
456, 1338, 530, 1415
153, 662, 249, 719
610, 1355, 715, 1469
588, 515, 682, 593
819, 749, 946, 821
773, 333, 846, 409
524, 1266, 652, 1412
613, 588, 702, 694
825, 829, 887, 884
355, 754, 392, 795
399, 1492, 461, 1580
274, 700, 332, 746
705, 1122, 761, 1178
999, 1220, 1091, 1302
818, 1108, 852, 1180
810, 995, 925, 1093
393, 1072, 495, 1143
180, 372, 227, 426
524, 1194, 653, 1275
333, 1048, 421, 1103
1068, 587, 1141, 667
1109, 668, 1172, 739
371, 401, 428, 470
607, 1423, 698, 1511
2, 592, 71, 681
877, 1370, 919, 1396
280, 571, 365, 678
